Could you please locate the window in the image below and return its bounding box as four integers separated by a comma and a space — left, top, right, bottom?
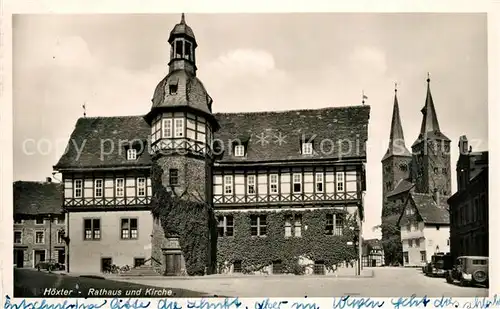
234, 145, 245, 157
169, 169, 179, 186
442, 168, 448, 174
94, 179, 103, 198
169, 84, 178, 95
415, 238, 420, 247
14, 231, 22, 244
325, 214, 334, 235
175, 40, 184, 58
302, 142, 313, 155
14, 217, 23, 224
313, 261, 325, 275
250, 215, 267, 236
137, 178, 146, 197
293, 173, 302, 193
233, 260, 242, 273
269, 174, 278, 194
174, 118, 184, 137
420, 251, 427, 262
224, 175, 233, 195
56, 215, 65, 225
35, 231, 44, 244
335, 214, 344, 236
57, 232, 64, 244
408, 239, 413, 247
84, 219, 101, 240
35, 217, 44, 225
272, 260, 283, 274
217, 215, 234, 237
116, 178, 125, 197
336, 172, 345, 192
316, 173, 324, 193
121, 218, 138, 239
127, 149, 137, 160
403, 252, 409, 264
74, 179, 83, 198
247, 175, 255, 194
134, 258, 146, 268
163, 119, 172, 138
433, 167, 438, 173
472, 259, 487, 265
285, 214, 302, 237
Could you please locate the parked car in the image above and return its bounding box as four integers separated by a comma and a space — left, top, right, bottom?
446, 256, 488, 287
423, 253, 452, 277
35, 259, 64, 271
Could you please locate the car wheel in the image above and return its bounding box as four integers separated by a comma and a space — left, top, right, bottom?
472, 270, 487, 284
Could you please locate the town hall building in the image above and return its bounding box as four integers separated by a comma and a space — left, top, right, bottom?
53, 15, 370, 276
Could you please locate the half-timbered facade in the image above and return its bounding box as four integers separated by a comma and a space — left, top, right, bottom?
54, 15, 370, 276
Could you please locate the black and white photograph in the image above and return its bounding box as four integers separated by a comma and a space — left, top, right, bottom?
10, 12, 490, 298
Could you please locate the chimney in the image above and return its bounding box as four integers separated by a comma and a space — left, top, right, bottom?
459, 135, 468, 155
46, 177, 52, 183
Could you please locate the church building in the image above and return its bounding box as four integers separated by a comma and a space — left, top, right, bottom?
381, 79, 451, 266
54, 15, 371, 276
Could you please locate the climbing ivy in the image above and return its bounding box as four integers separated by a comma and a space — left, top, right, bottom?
217, 209, 359, 274
150, 161, 217, 276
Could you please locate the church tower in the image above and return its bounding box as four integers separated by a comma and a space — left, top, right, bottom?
410, 76, 451, 195
381, 87, 412, 204
145, 14, 220, 275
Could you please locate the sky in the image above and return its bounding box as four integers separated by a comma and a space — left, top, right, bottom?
12, 13, 488, 239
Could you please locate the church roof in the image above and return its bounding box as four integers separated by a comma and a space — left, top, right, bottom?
412, 78, 450, 147
386, 178, 414, 198
13, 181, 63, 215
54, 105, 371, 169
382, 89, 411, 161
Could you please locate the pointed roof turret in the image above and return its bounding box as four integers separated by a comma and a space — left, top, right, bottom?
382, 85, 411, 161
412, 74, 450, 146
169, 13, 196, 44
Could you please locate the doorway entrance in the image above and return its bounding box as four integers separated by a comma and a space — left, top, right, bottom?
57, 250, 65, 265
34, 250, 46, 267
101, 257, 112, 273
14, 249, 24, 268
165, 253, 182, 276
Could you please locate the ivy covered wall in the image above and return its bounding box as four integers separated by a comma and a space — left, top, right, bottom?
216, 208, 359, 274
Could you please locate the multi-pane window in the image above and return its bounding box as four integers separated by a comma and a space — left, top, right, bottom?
35, 231, 44, 244
57, 232, 64, 244
116, 178, 125, 197
316, 173, 324, 193
217, 215, 234, 237
14, 231, 22, 244
302, 142, 313, 155
293, 173, 302, 193
137, 178, 146, 197
174, 118, 184, 137
285, 214, 302, 237
94, 179, 103, 198
35, 217, 44, 225
84, 219, 101, 240
313, 261, 325, 275
234, 145, 245, 157
224, 176, 233, 195
121, 218, 138, 240
325, 214, 344, 236
420, 251, 427, 262
233, 260, 242, 273
336, 172, 345, 192
127, 149, 137, 160
269, 174, 278, 194
247, 175, 256, 194
169, 169, 179, 186
163, 119, 172, 138
151, 118, 162, 143
74, 179, 83, 198
250, 215, 267, 236
272, 260, 283, 274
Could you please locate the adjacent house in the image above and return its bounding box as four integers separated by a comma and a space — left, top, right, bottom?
362, 238, 385, 267
397, 191, 450, 267
448, 136, 488, 260
13, 178, 65, 268
53, 14, 370, 276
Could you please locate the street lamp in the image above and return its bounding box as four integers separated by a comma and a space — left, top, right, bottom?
353, 226, 361, 276
48, 214, 52, 272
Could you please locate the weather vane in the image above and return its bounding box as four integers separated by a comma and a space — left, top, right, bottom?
82, 102, 87, 118
362, 90, 368, 105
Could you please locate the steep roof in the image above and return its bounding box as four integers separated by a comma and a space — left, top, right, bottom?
382, 90, 411, 161
214, 105, 370, 163
387, 178, 414, 198
13, 181, 63, 215
410, 193, 450, 225
168, 14, 196, 43
55, 105, 370, 169
54, 116, 152, 170
412, 78, 450, 147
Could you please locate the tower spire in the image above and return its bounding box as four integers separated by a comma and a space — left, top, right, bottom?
382, 84, 411, 161
181, 13, 185, 24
